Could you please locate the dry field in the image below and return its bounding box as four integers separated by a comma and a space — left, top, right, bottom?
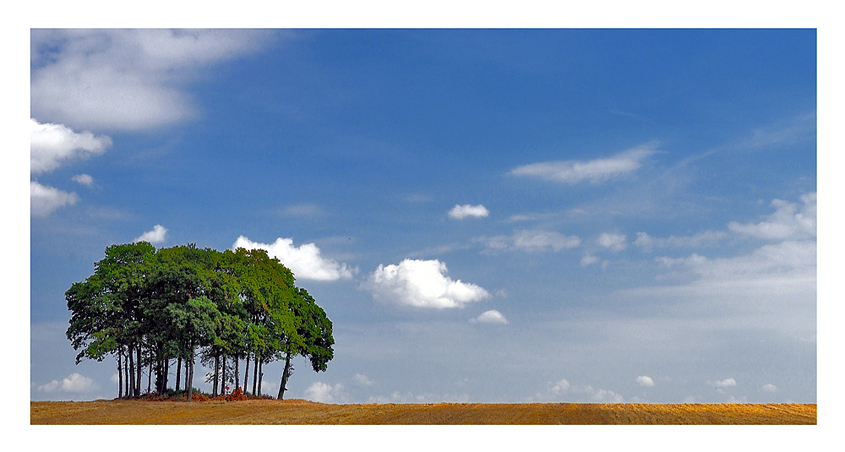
31, 399, 816, 425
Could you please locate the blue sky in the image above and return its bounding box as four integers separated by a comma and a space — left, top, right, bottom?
27, 28, 819, 405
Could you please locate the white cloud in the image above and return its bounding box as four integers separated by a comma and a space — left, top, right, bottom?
714, 378, 737, 388
281, 203, 324, 217
37, 373, 96, 393
448, 204, 490, 219
580, 254, 599, 266
634, 230, 727, 251
598, 232, 627, 251
31, 181, 78, 217
72, 174, 94, 186
30, 119, 112, 174
509, 143, 656, 184
728, 193, 816, 240
233, 236, 356, 281
762, 383, 777, 392
550, 379, 570, 395
636, 375, 655, 387
472, 310, 508, 324
304, 382, 347, 403
363, 259, 490, 309
353, 374, 374, 387
31, 29, 274, 132
134, 225, 168, 244
479, 230, 581, 253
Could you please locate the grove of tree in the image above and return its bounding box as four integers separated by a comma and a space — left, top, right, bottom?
65, 242, 334, 401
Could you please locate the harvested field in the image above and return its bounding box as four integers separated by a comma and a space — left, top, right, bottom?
30, 399, 816, 425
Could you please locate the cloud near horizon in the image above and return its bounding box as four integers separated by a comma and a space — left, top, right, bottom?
509, 144, 656, 184
36, 373, 96, 393
364, 259, 490, 309
233, 236, 356, 281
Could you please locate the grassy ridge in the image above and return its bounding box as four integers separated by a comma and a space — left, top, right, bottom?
31, 399, 816, 425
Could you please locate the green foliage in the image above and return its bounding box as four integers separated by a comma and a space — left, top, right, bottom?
65, 241, 335, 399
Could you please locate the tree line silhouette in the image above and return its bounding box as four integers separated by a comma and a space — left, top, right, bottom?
65, 242, 334, 401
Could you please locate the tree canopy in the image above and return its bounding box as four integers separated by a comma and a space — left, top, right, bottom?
65, 242, 334, 400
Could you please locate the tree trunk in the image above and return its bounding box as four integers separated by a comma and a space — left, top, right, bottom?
278, 351, 292, 400
117, 351, 123, 399
175, 357, 182, 392
244, 354, 250, 395
147, 358, 152, 394
257, 360, 263, 396
252, 354, 259, 396
234, 355, 240, 393
124, 348, 130, 398
212, 352, 219, 397
128, 344, 136, 398
221, 355, 227, 395
186, 345, 194, 402
135, 344, 142, 397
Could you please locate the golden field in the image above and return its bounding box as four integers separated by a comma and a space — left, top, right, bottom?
31, 399, 816, 425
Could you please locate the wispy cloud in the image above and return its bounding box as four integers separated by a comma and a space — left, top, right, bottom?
477, 230, 581, 253
30, 181, 78, 218
728, 193, 816, 240
597, 232, 627, 251
71, 174, 94, 187
509, 143, 657, 184
363, 259, 489, 309
448, 204, 489, 219
233, 236, 356, 282
634, 230, 727, 251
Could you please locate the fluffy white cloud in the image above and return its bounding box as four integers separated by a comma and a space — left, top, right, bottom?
598, 232, 627, 251
364, 259, 490, 309
31, 181, 78, 217
72, 174, 94, 186
233, 236, 356, 281
134, 224, 168, 244
636, 375, 655, 387
31, 29, 274, 132
304, 382, 347, 403
761, 383, 777, 392
479, 230, 581, 253
30, 119, 112, 174
37, 373, 96, 393
728, 193, 816, 240
509, 144, 656, 184
472, 310, 508, 324
448, 204, 490, 219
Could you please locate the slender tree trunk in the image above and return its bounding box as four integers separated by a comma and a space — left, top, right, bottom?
117, 352, 123, 399
222, 355, 227, 395
187, 346, 194, 402
147, 359, 152, 394
135, 344, 142, 397
128, 344, 136, 398
252, 354, 259, 396
124, 348, 130, 398
212, 352, 219, 397
234, 355, 240, 393
257, 360, 263, 396
175, 357, 182, 392
278, 351, 292, 400
244, 354, 250, 395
